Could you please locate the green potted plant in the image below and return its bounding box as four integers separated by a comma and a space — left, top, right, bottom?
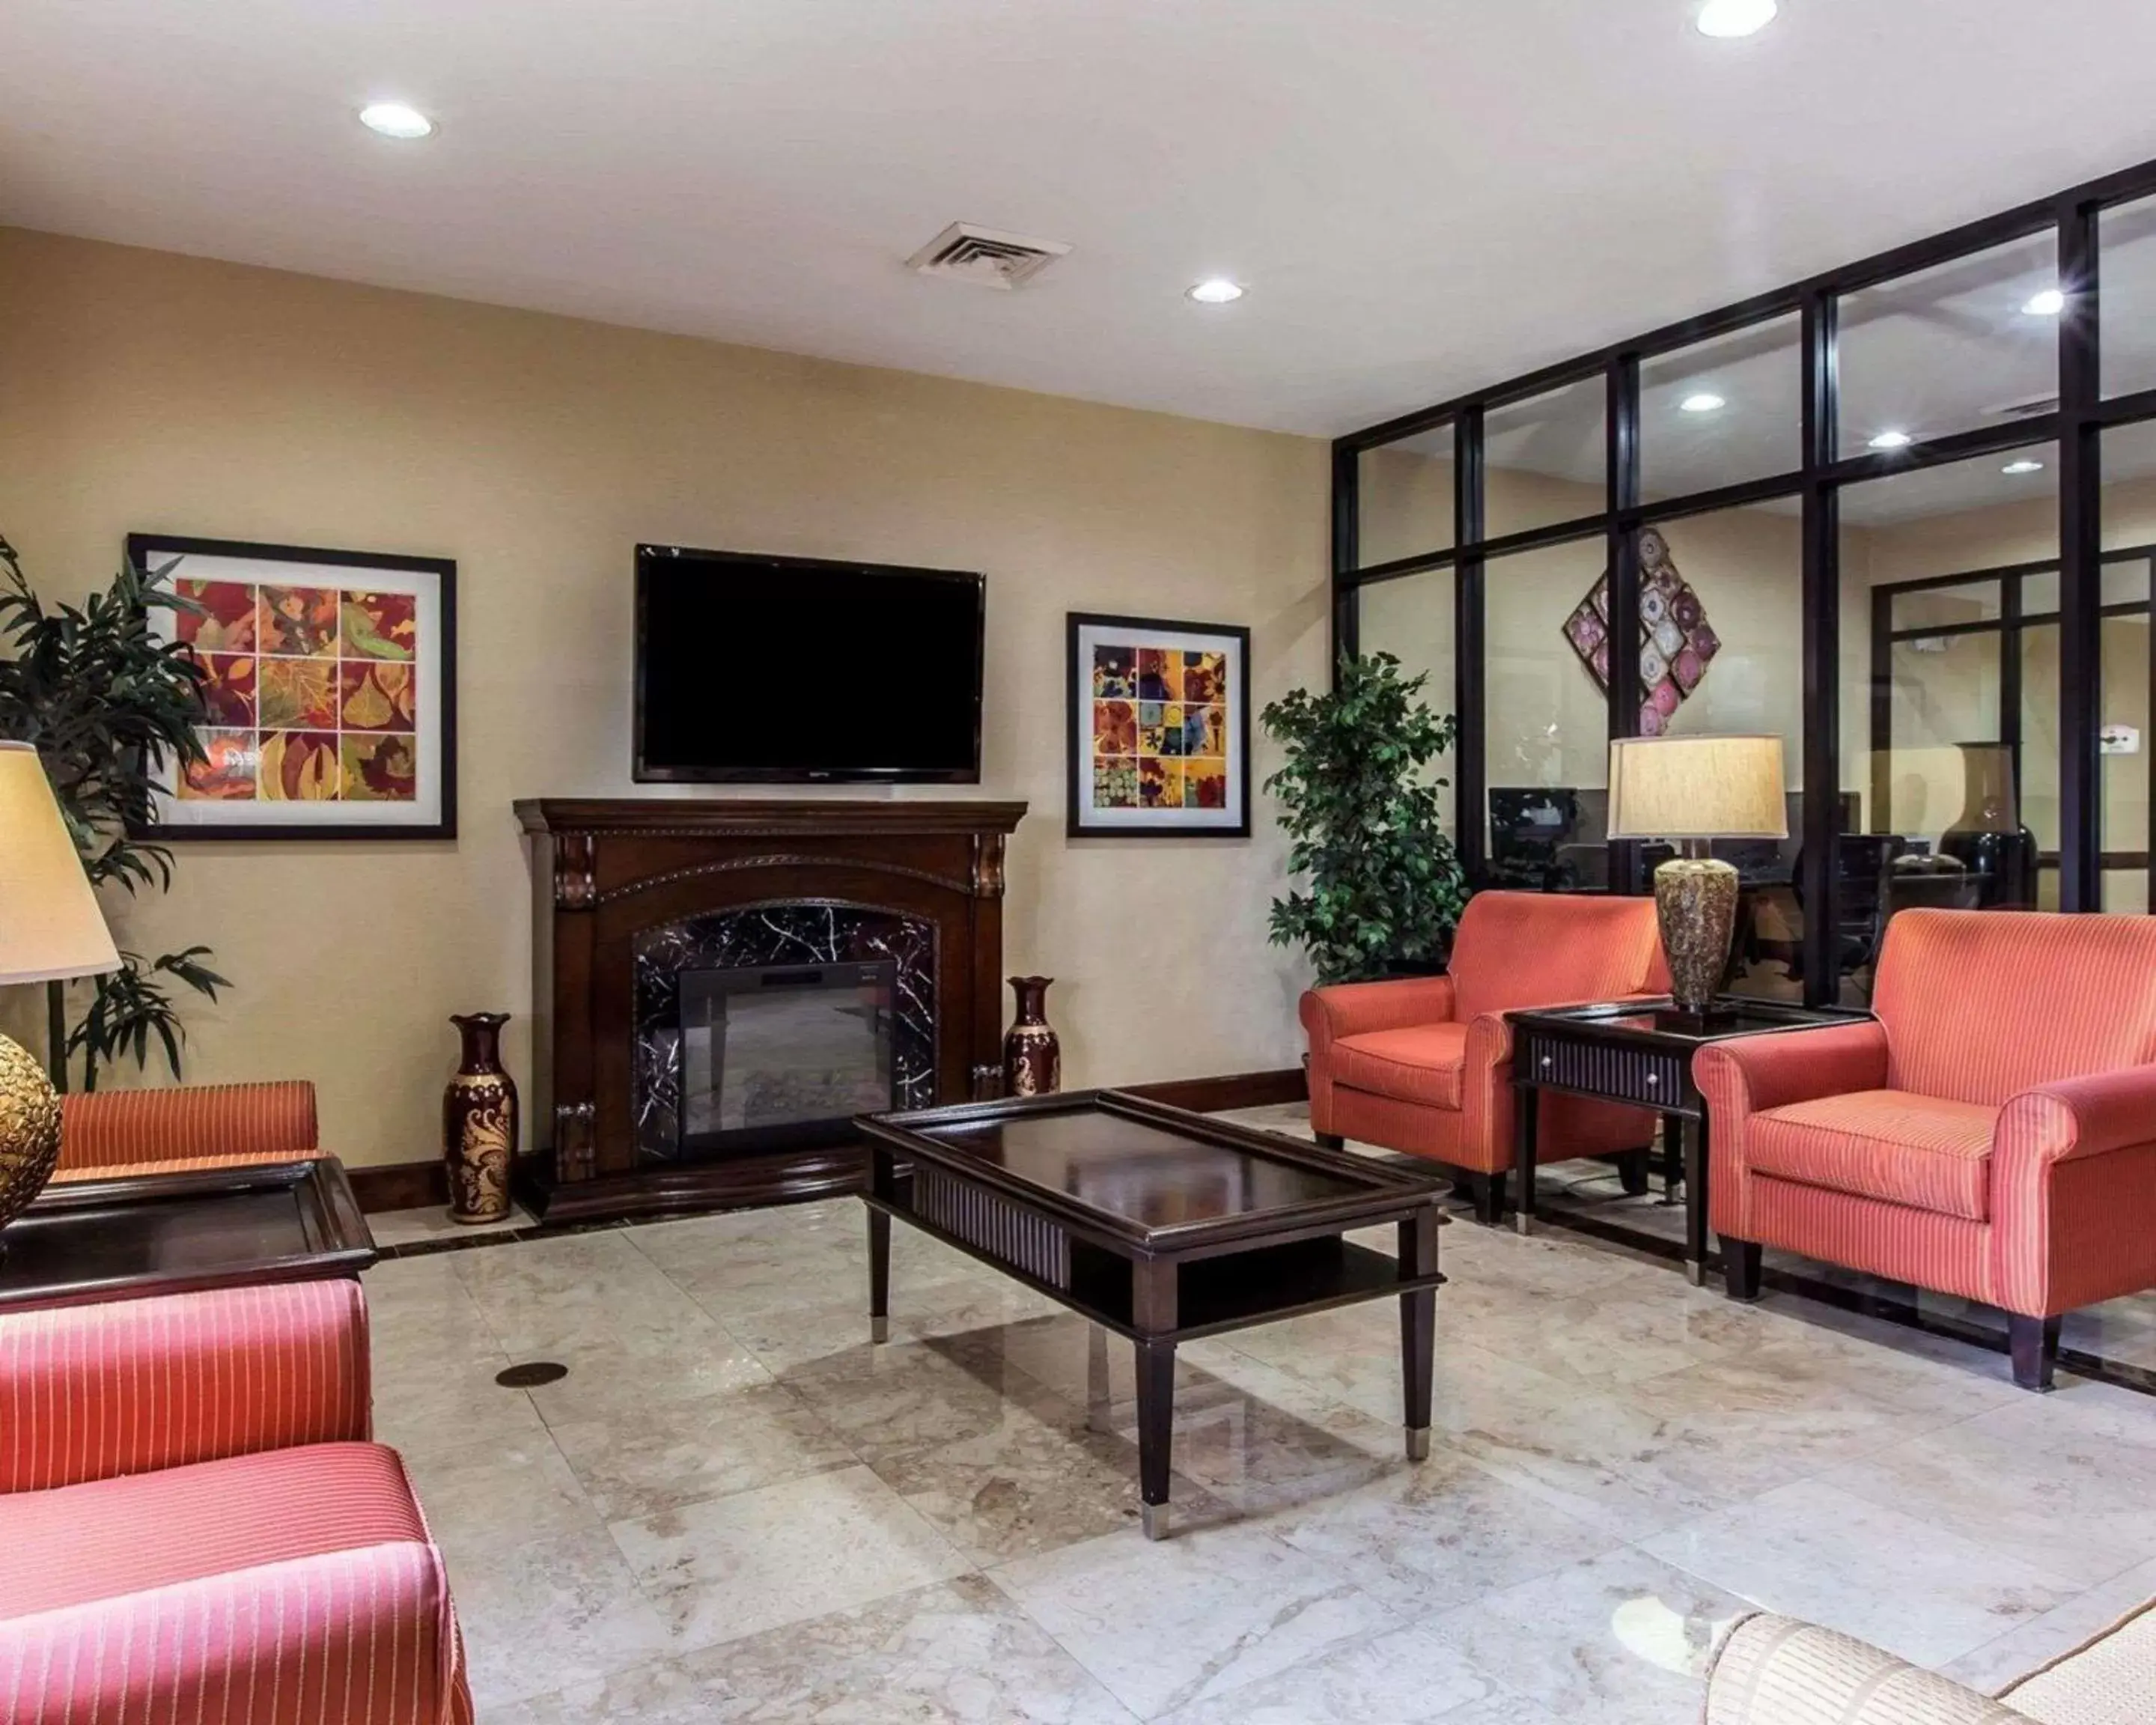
1261, 651, 1468, 985
0, 535, 228, 1090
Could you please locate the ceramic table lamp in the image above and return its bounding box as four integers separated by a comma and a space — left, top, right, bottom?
0, 740, 121, 1250
1607, 734, 1787, 1012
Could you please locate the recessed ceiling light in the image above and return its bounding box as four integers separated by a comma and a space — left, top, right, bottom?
359, 102, 434, 140
1869, 430, 1914, 450
2002, 459, 2045, 475
1696, 0, 1778, 38
1186, 279, 1245, 305
1678, 392, 1726, 413
2022, 288, 2066, 317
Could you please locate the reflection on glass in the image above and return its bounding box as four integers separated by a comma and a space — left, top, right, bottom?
1844, 451, 2057, 999
2103, 612, 2149, 903
1836, 232, 2058, 458
1356, 425, 1454, 568
1892, 579, 2001, 631
1483, 377, 1605, 540
2101, 420, 2156, 553
1643, 505, 1805, 999
1484, 543, 1608, 886
1639, 315, 1802, 502
2101, 195, 2156, 399
1356, 568, 1458, 826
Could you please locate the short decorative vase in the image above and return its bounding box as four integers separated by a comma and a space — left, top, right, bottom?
445, 1013, 517, 1224
1002, 976, 1061, 1097
1937, 742, 2038, 909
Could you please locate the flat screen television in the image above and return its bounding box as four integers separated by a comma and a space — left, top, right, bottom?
634, 545, 985, 783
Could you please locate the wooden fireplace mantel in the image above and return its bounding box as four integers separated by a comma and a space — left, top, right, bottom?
515, 797, 1027, 1224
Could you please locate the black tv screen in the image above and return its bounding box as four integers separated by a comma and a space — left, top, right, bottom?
634, 545, 984, 782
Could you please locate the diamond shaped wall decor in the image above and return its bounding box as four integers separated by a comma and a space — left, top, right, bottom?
1559, 528, 1717, 735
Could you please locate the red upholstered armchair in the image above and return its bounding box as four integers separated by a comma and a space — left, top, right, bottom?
55, 1078, 324, 1182
1697, 908, 2156, 1390
0, 1282, 474, 1722
1300, 890, 1672, 1222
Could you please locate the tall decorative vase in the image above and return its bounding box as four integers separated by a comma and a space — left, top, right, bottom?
1002, 976, 1061, 1097
445, 1012, 517, 1224
1937, 742, 2038, 909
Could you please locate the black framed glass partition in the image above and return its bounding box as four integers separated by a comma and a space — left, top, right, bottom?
1335, 153, 2156, 1006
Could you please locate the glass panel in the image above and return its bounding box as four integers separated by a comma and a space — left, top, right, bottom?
1485, 542, 1609, 888
1892, 579, 2001, 632
2022, 568, 2060, 615
1639, 314, 1803, 502
2102, 425, 2155, 914
1647, 505, 1805, 1000
2102, 419, 2156, 553
2103, 611, 2149, 896
1356, 424, 1454, 568
1482, 377, 1605, 541
1356, 568, 1458, 828
2021, 621, 2060, 857
1836, 231, 2059, 458
2101, 194, 2156, 399
2104, 557, 2152, 605
1845, 451, 2056, 1001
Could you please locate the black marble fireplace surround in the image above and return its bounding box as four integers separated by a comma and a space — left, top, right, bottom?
633, 903, 937, 1160
516, 798, 1026, 1223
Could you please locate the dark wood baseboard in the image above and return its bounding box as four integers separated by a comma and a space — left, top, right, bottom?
1124, 1067, 1308, 1113
349, 1160, 448, 1214
513, 1143, 867, 1224
347, 1066, 1312, 1218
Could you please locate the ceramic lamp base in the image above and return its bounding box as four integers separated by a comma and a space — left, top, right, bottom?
1653, 856, 1738, 1013
0, 1032, 64, 1242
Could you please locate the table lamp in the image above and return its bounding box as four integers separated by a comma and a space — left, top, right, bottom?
1607, 734, 1787, 1013
0, 740, 121, 1250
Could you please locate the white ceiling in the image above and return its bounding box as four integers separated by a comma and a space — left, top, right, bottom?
6, 0, 2156, 437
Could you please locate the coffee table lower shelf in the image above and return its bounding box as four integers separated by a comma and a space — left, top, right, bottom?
853, 1089, 1449, 1540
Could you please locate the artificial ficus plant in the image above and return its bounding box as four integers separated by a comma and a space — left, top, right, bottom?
0, 535, 228, 1089
1261, 651, 1468, 985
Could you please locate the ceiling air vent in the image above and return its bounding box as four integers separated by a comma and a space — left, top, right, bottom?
907, 222, 1071, 290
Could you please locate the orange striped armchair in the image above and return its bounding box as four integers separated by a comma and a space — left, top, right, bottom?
0, 1282, 473, 1723
55, 1078, 325, 1182
1300, 891, 1672, 1223
1697, 908, 2156, 1390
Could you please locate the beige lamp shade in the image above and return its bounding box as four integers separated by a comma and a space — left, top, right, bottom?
1607, 734, 1789, 841
0, 741, 121, 986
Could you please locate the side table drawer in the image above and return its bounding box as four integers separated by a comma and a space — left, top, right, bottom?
1518, 1032, 1684, 1109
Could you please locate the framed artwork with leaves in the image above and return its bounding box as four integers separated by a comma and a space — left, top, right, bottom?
1066, 612, 1250, 837
127, 535, 457, 839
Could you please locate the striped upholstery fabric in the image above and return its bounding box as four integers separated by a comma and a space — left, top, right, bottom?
55, 1080, 320, 1178
0, 1280, 371, 1493
1327, 1023, 1470, 1110
1301, 891, 1669, 1177
1750, 1091, 2000, 1222
1704, 1613, 2038, 1724
0, 1444, 472, 1724
1699, 910, 2156, 1322
1873, 910, 2156, 1105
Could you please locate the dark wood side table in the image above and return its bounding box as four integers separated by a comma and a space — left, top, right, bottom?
855, 1089, 1448, 1539
0, 1160, 376, 1312
1506, 998, 1870, 1286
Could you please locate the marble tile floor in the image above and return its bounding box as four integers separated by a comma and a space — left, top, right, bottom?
362, 1104, 2156, 1722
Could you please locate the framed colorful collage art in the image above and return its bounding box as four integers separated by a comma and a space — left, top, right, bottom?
127, 535, 457, 839
1066, 612, 1250, 837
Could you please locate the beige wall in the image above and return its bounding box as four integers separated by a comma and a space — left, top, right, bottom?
0, 227, 1331, 1168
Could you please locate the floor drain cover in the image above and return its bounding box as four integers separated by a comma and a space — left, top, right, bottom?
495, 1362, 568, 1388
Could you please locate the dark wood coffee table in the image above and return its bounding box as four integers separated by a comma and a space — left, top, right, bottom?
853, 1089, 1448, 1539
0, 1160, 376, 1312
